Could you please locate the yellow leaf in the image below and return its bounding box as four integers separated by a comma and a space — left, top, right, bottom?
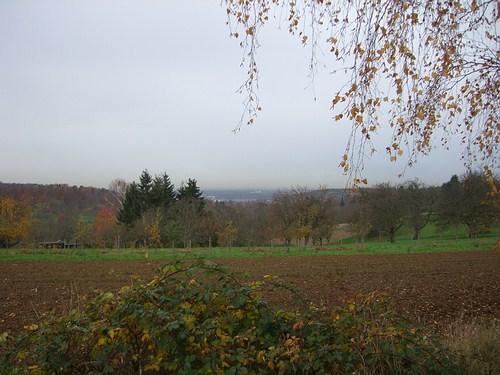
17, 351, 27, 360
24, 324, 38, 331
398, 149, 404, 156
182, 315, 196, 329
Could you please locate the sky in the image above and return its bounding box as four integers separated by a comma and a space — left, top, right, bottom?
0, 1, 470, 190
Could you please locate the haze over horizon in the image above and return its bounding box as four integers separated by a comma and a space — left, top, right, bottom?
1, 1, 472, 191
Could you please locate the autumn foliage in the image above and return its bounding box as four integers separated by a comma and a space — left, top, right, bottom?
0, 260, 460, 374
94, 206, 117, 248
0, 197, 31, 248
224, 0, 499, 186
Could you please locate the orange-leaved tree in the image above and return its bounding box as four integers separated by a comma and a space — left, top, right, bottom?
224, 0, 499, 187
95, 206, 117, 248
0, 197, 32, 248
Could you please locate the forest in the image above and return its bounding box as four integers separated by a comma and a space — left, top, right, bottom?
0, 170, 498, 249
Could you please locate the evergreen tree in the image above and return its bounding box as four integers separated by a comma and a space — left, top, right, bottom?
117, 182, 142, 227
117, 171, 178, 229
437, 175, 462, 237
177, 178, 205, 212
150, 173, 175, 210
138, 170, 154, 211
173, 179, 206, 247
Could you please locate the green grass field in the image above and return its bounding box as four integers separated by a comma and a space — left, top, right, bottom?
1, 226, 497, 262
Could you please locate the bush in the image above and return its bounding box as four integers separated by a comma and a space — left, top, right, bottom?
0, 259, 459, 374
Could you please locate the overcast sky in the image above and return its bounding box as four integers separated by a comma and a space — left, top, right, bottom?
0, 1, 469, 190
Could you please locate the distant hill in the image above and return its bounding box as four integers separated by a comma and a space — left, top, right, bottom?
0, 183, 352, 221
203, 189, 275, 202
203, 188, 350, 203
0, 182, 114, 221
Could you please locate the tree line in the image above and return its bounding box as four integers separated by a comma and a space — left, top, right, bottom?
345, 173, 499, 249
0, 171, 498, 249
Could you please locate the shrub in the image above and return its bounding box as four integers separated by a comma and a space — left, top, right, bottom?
0, 259, 459, 374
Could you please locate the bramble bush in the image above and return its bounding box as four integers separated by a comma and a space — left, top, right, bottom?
0, 259, 459, 374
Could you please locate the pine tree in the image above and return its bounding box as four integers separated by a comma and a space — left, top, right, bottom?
150, 173, 175, 210
438, 175, 462, 238
117, 182, 142, 227
174, 179, 206, 247
138, 170, 153, 211
118, 171, 178, 228
177, 178, 205, 212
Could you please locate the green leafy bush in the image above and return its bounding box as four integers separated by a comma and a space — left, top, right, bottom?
1, 260, 459, 374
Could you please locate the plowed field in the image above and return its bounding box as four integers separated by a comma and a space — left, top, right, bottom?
1, 250, 499, 334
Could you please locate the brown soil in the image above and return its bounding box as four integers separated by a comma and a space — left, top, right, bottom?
1, 251, 499, 335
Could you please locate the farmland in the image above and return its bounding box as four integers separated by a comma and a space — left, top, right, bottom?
1, 249, 498, 336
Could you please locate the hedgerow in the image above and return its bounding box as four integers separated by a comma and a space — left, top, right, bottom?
0, 259, 459, 374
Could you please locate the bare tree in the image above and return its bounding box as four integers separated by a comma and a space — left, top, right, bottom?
272, 186, 337, 247
235, 201, 272, 247
107, 178, 128, 213
401, 180, 437, 241
271, 189, 296, 246
362, 183, 405, 243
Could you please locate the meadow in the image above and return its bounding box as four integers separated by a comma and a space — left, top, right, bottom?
0, 224, 497, 261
